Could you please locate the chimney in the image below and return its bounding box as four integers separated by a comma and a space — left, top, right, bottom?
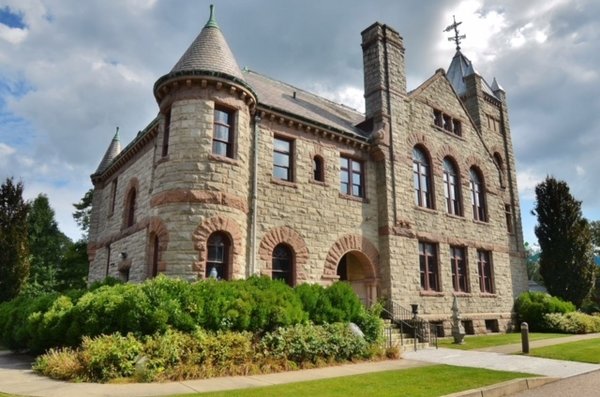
361, 22, 406, 123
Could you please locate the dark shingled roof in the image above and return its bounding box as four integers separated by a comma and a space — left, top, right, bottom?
95, 129, 121, 174
170, 5, 244, 81
243, 70, 367, 138
447, 50, 498, 99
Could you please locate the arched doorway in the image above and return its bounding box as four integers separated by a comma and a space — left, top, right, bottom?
337, 251, 376, 305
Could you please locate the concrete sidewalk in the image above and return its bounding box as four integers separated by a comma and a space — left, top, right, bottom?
475, 332, 600, 354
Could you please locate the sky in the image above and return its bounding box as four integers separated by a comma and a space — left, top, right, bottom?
0, 0, 599, 245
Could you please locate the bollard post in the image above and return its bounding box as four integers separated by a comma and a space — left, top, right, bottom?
521, 322, 529, 354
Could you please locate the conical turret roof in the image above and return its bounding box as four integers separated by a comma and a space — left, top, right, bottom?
169, 5, 243, 80
447, 50, 497, 98
95, 128, 121, 174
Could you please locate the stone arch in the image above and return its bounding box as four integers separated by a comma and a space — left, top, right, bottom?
147, 217, 169, 276
192, 215, 243, 279
323, 234, 379, 279
435, 144, 465, 176
406, 133, 430, 165
258, 226, 309, 282
121, 177, 140, 230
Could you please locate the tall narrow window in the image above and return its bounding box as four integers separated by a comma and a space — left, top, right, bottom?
109, 178, 118, 216
206, 232, 230, 280
162, 109, 171, 157
443, 158, 461, 215
413, 147, 433, 208
151, 235, 159, 278
340, 156, 364, 197
126, 188, 136, 227
477, 250, 494, 293
493, 153, 505, 188
450, 246, 468, 292
470, 168, 486, 221
453, 120, 462, 136
213, 107, 234, 158
505, 204, 513, 234
419, 242, 439, 291
272, 244, 293, 286
273, 137, 293, 181
313, 155, 324, 182
433, 109, 443, 127
443, 114, 452, 131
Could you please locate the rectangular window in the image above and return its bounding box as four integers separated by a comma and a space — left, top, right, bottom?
213, 107, 234, 158
453, 120, 462, 136
450, 246, 468, 292
340, 156, 364, 197
443, 114, 452, 131
505, 204, 513, 233
162, 109, 171, 157
109, 178, 117, 216
477, 250, 494, 293
433, 109, 443, 128
419, 242, 439, 291
273, 137, 293, 181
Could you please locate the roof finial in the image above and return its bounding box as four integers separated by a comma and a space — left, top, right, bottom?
205, 4, 218, 28
444, 15, 466, 51
114, 126, 120, 141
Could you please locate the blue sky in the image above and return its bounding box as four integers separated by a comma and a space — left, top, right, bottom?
0, 0, 599, 244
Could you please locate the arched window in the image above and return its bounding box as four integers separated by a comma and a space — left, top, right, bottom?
272, 244, 294, 286
470, 167, 487, 222
206, 232, 231, 280
313, 155, 324, 182
443, 158, 461, 216
413, 147, 433, 208
125, 188, 136, 227
493, 153, 505, 188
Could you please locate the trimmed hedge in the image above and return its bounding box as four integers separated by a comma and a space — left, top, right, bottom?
514, 291, 576, 331
544, 312, 600, 334
0, 276, 381, 354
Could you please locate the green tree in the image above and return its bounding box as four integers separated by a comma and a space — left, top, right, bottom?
533, 176, 595, 307
590, 220, 600, 255
26, 194, 71, 294
0, 178, 30, 302
58, 240, 89, 290
524, 242, 542, 284
73, 188, 93, 239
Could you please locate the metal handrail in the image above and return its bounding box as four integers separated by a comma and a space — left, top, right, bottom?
380, 300, 438, 351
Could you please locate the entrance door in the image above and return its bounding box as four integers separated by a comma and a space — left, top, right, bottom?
337, 252, 370, 305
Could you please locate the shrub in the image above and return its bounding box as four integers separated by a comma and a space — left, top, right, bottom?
260, 323, 369, 364
544, 312, 600, 334
78, 333, 143, 382
514, 291, 575, 331
33, 348, 83, 380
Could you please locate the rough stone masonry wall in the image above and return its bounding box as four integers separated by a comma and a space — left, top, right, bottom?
254, 118, 379, 285
88, 143, 155, 282
150, 84, 253, 280
385, 74, 520, 331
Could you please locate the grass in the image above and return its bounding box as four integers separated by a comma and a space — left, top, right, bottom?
170, 365, 534, 397
528, 338, 600, 363
437, 332, 568, 350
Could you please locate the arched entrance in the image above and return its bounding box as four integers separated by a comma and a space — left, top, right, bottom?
336, 250, 376, 305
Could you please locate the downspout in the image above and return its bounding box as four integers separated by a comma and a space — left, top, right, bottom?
250, 114, 261, 277
383, 26, 398, 225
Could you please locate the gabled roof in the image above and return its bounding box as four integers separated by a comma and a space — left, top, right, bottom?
169, 5, 244, 81
447, 50, 498, 99
243, 69, 368, 139
95, 128, 121, 174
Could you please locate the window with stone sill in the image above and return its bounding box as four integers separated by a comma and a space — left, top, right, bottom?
432, 108, 462, 137
477, 250, 494, 293
273, 136, 294, 182
340, 156, 364, 198
213, 106, 235, 158
206, 231, 231, 280
419, 241, 440, 291
450, 246, 469, 292
413, 146, 433, 209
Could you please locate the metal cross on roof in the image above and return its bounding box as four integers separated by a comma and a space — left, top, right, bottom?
444, 15, 466, 50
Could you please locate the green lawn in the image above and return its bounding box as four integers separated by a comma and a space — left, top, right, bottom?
528, 338, 600, 363
171, 365, 534, 397
437, 333, 568, 350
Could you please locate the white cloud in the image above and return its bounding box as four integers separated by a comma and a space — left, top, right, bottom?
0, 24, 27, 44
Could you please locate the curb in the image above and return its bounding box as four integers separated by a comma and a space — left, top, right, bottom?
442, 377, 559, 397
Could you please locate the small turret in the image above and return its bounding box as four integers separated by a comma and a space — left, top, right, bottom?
94, 127, 121, 174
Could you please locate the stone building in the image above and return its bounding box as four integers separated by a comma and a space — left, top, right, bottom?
88, 6, 528, 334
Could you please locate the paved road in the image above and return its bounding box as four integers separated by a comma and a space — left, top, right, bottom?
509, 369, 600, 397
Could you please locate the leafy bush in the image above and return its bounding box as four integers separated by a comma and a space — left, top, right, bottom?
33, 348, 83, 380
544, 312, 600, 334
78, 333, 143, 382
514, 291, 575, 331
260, 323, 369, 364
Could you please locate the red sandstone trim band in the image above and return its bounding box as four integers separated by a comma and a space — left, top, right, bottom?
150, 189, 248, 213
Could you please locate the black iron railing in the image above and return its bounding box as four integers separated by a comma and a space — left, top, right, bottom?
380, 300, 438, 351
